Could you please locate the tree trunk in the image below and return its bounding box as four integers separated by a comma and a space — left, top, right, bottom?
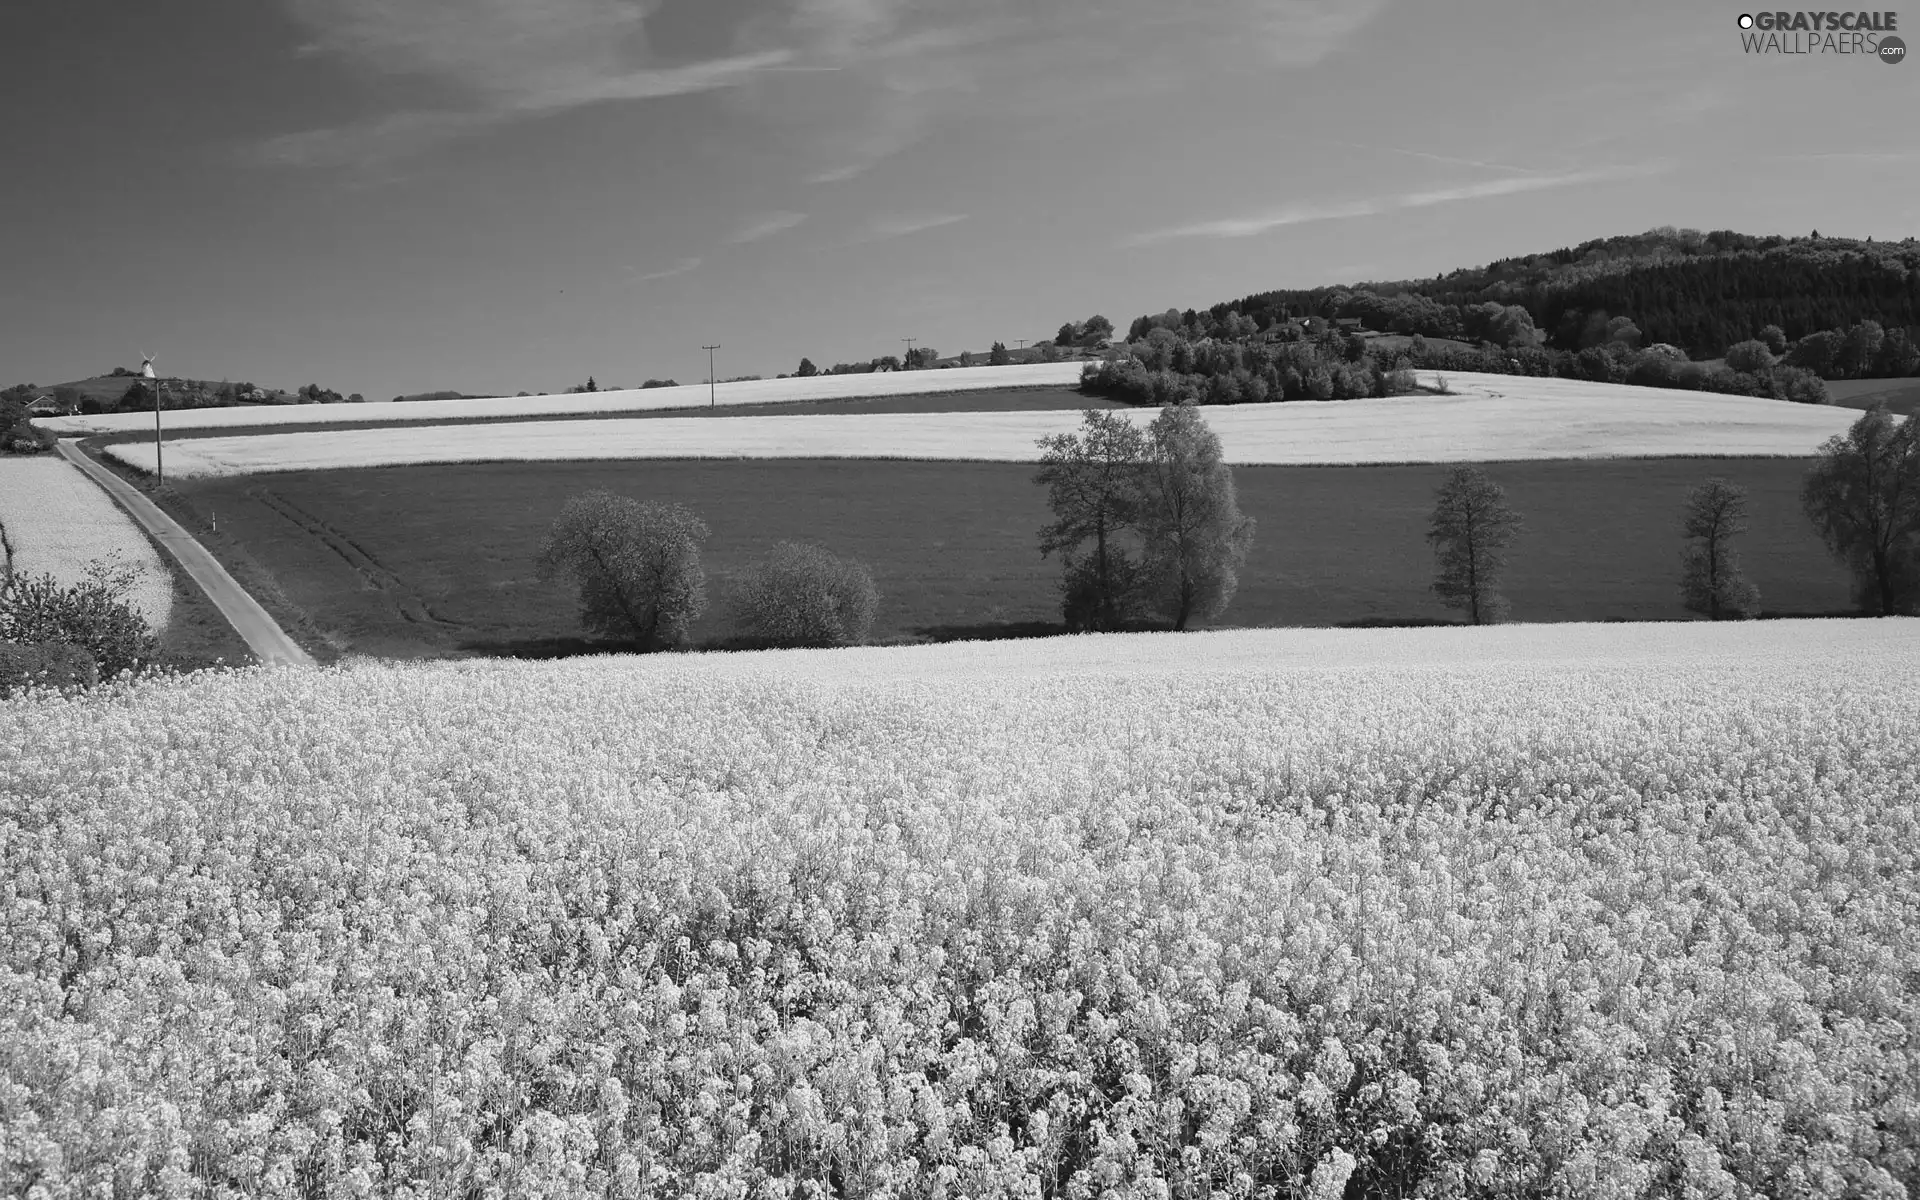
1095, 515, 1111, 632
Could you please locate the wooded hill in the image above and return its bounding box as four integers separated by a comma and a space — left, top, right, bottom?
1194, 228, 1920, 357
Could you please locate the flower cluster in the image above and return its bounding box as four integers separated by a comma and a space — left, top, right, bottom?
4, 623, 1918, 1198
0, 458, 173, 628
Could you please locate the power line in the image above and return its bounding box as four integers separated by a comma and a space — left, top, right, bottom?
702, 344, 720, 408
902, 337, 917, 369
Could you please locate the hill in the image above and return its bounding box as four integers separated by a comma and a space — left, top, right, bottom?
2, 371, 348, 416
1178, 227, 1920, 360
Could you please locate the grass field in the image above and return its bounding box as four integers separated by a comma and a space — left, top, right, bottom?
166, 456, 1854, 660
103, 383, 1859, 478
80, 387, 1113, 445
40, 362, 1092, 435
1825, 375, 1920, 415
7, 622, 1916, 1197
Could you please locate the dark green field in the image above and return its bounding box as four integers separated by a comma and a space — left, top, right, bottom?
1825, 377, 1920, 416
165, 457, 1855, 661
89, 387, 1113, 446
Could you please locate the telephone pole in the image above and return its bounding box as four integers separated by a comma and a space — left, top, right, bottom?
142, 352, 163, 486
702, 344, 720, 407
902, 337, 917, 369
1016, 339, 1027, 351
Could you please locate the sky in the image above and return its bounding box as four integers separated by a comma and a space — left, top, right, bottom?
2, 0, 1915, 401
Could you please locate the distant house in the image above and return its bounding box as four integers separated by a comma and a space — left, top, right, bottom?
1333, 317, 1366, 332
26, 394, 74, 417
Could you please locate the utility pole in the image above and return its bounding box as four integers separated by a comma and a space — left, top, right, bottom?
702, 344, 720, 408
141, 351, 162, 486
902, 337, 917, 369
1016, 339, 1027, 351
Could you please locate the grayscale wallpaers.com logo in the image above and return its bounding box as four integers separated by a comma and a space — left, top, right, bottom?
1737, 11, 1906, 59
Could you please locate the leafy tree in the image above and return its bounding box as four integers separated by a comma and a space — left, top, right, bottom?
1839, 321, 1885, 380
534, 491, 710, 650
1428, 466, 1522, 624
348, 393, 365, 403
1759, 324, 1789, 355
1605, 316, 1642, 349
1680, 478, 1761, 619
1080, 315, 1114, 349
907, 347, 940, 370
958, 350, 976, 368
989, 341, 1010, 366
796, 358, 819, 378
1723, 340, 1775, 373
1134, 403, 1255, 631
1877, 326, 1920, 377
1801, 405, 1920, 616
727, 542, 877, 648
1786, 330, 1844, 377
1034, 410, 1150, 632
1055, 322, 1079, 348
1037, 342, 1062, 363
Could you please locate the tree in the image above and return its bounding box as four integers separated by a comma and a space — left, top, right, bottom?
1080, 315, 1114, 349
1038, 342, 1062, 363
1723, 340, 1775, 373
1606, 316, 1642, 349
1876, 326, 1920, 377
796, 357, 819, 378
1787, 329, 1844, 377
534, 491, 710, 650
1801, 405, 1920, 616
1839, 321, 1885, 380
1759, 324, 1789, 356
1135, 403, 1256, 631
348, 393, 365, 403
1428, 467, 1522, 624
727, 542, 878, 648
958, 350, 976, 368
1034, 410, 1150, 632
989, 341, 1010, 366
1055, 322, 1079, 347
1680, 478, 1761, 619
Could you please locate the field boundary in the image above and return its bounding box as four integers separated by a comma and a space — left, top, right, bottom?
54, 441, 318, 667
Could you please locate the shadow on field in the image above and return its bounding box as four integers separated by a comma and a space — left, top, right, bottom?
458, 635, 624, 660
910, 619, 1067, 643
1335, 616, 1460, 629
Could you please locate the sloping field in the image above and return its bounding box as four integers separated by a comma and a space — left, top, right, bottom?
7, 620, 1917, 1196
0, 457, 173, 628
37, 362, 1091, 435
105, 381, 1863, 478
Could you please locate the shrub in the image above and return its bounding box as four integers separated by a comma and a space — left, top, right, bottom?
1724, 339, 1776, 373
1769, 365, 1829, 405
0, 641, 100, 695
727, 542, 878, 649
0, 566, 159, 678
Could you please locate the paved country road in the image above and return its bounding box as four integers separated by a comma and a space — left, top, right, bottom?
56, 440, 317, 668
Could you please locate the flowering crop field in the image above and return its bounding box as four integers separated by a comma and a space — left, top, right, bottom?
5, 620, 1918, 1198
0, 457, 173, 628
36, 363, 1093, 436
99, 381, 1860, 478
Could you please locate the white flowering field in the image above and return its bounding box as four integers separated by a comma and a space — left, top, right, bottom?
5, 621, 1918, 1198
99, 385, 1859, 478
35, 363, 1092, 436
0, 457, 173, 627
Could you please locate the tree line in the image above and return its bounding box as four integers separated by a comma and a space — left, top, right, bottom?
1195, 227, 1920, 366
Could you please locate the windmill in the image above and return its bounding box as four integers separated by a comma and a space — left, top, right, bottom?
140, 352, 156, 380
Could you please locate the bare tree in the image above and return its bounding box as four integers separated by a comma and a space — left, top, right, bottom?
1135, 403, 1255, 631
535, 491, 710, 650
1428, 466, 1522, 625
1680, 477, 1760, 619
1802, 404, 1920, 616
1035, 410, 1150, 632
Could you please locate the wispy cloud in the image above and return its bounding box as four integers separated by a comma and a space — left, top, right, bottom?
258, 0, 792, 167
636, 256, 702, 282
726, 211, 808, 245
853, 213, 969, 243
1122, 165, 1669, 247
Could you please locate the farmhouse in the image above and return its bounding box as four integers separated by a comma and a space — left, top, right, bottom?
26, 394, 75, 417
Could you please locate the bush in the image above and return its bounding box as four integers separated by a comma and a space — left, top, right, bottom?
0, 565, 159, 679
727, 542, 878, 649
1724, 339, 1776, 373
1769, 365, 1830, 405
0, 641, 100, 695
